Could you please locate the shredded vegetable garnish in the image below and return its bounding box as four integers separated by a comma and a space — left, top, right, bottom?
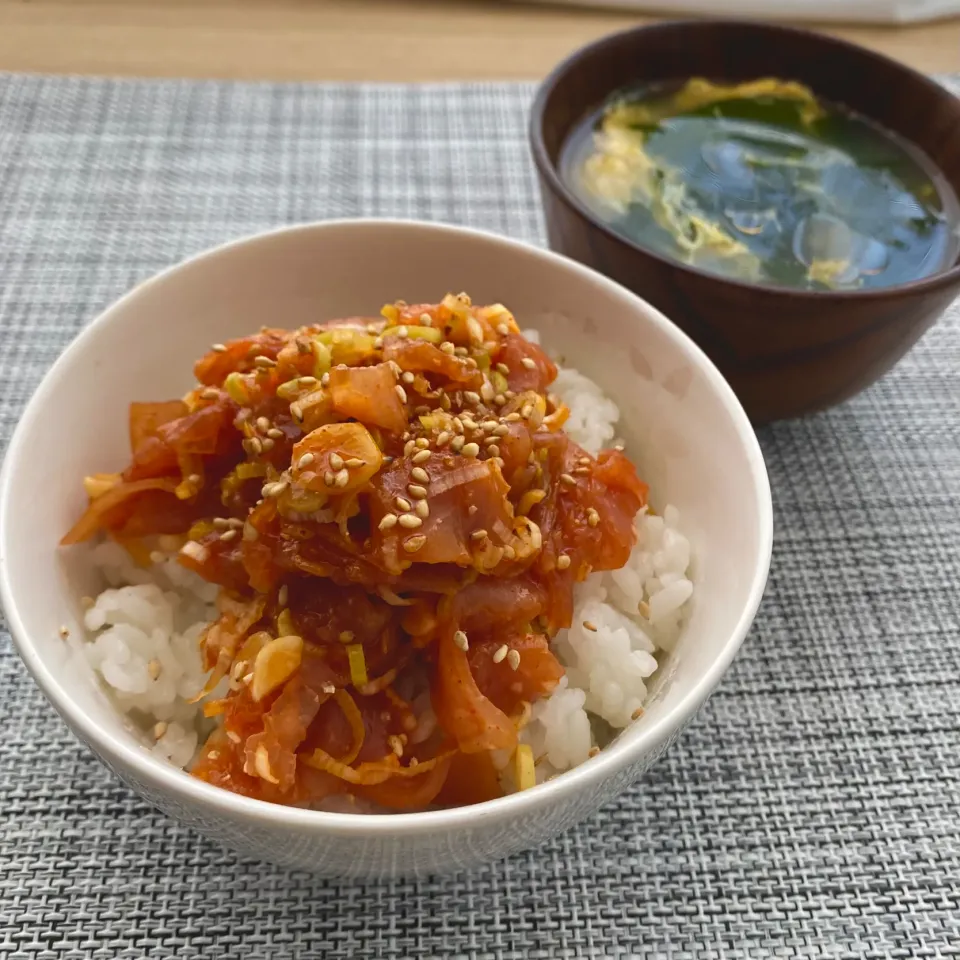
62, 295, 649, 810
514, 744, 536, 792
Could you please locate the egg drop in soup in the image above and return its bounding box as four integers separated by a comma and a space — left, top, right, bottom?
561, 78, 960, 291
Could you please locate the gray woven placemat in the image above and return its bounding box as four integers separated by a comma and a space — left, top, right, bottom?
1, 73, 958, 959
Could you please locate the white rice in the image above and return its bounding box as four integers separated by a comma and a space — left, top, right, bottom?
78, 351, 693, 793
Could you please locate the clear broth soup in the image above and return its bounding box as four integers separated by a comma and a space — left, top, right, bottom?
561, 78, 960, 291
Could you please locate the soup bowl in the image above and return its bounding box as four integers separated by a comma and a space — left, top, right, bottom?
530, 20, 960, 423
0, 219, 772, 877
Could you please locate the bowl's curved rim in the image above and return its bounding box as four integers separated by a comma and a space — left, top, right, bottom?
529, 18, 960, 304
0, 218, 773, 837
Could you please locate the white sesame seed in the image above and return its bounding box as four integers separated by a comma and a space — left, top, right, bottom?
399, 514, 423, 529
379, 514, 399, 531
403, 535, 427, 553
493, 644, 508, 664
507, 649, 521, 671
453, 630, 469, 652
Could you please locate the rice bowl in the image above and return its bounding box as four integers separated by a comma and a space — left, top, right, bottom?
0, 220, 771, 875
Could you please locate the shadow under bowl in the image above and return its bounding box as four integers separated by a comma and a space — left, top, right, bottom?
530, 19, 960, 423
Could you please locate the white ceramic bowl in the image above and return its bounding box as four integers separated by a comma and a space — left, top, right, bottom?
0, 220, 772, 878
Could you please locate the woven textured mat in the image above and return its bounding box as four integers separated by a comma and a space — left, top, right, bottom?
1, 75, 959, 959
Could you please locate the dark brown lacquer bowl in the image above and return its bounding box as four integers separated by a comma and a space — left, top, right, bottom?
530, 20, 960, 423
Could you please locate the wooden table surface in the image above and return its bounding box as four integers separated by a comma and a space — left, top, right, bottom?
0, 0, 957, 81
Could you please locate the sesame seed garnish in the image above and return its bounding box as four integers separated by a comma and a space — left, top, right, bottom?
334, 469, 350, 488
219, 528, 238, 542
587, 508, 600, 528
470, 529, 488, 541
153, 721, 168, 739
411, 466, 430, 484
329, 452, 344, 471
403, 535, 427, 553
211, 343, 227, 353
583, 621, 598, 632
453, 630, 469, 652
278, 584, 288, 606
345, 458, 365, 468
394, 385, 408, 403
297, 452, 315, 469
415, 499, 429, 518
412, 449, 431, 464
395, 497, 411, 512
559, 473, 576, 486
507, 649, 521, 671
464, 391, 481, 405
201, 387, 219, 400
436, 431, 451, 447
631, 707, 645, 721
493, 644, 508, 663
557, 555, 571, 570
496, 323, 510, 336
407, 484, 428, 500
379, 513, 399, 531
399, 514, 423, 529
402, 371, 415, 384
462, 442, 480, 457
